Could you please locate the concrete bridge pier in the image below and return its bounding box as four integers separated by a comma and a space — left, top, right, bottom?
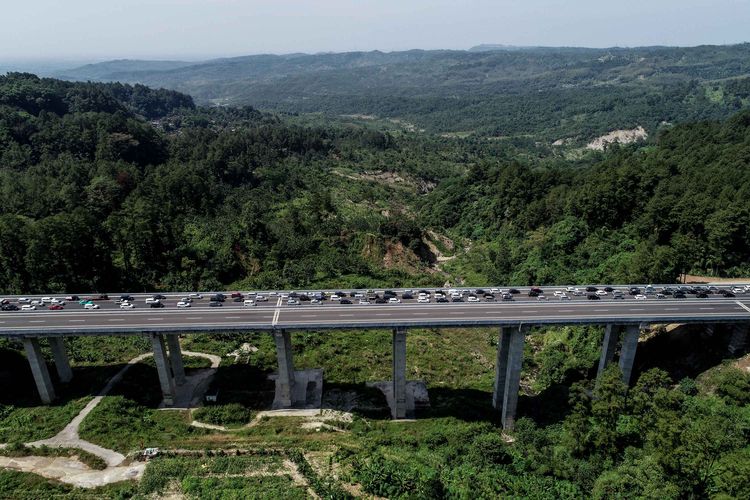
150, 333, 176, 406
23, 337, 56, 404
728, 323, 749, 355
271, 330, 323, 409
618, 324, 641, 385
392, 326, 408, 418
500, 325, 527, 430
49, 337, 73, 384
367, 326, 429, 419
166, 334, 186, 385
596, 324, 621, 379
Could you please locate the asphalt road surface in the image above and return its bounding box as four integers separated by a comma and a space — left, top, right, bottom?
2, 290, 749, 336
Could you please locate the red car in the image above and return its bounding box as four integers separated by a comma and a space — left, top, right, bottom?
48, 304, 64, 310
230, 292, 243, 298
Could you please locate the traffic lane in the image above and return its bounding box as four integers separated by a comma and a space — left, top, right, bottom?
0, 307, 277, 331
276, 300, 750, 325
3, 293, 748, 314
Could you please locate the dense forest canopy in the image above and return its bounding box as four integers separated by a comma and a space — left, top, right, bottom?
1, 73, 750, 293
58, 44, 750, 139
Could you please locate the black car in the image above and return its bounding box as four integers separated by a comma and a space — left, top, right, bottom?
604, 286, 614, 292
485, 296, 495, 302
719, 290, 736, 298
402, 292, 414, 300
375, 298, 387, 304
629, 287, 640, 295
587, 293, 601, 300
120, 294, 134, 302
484, 293, 495, 299
585, 286, 598, 292
150, 302, 165, 308
696, 292, 709, 298
299, 294, 310, 301
232, 297, 243, 302
674, 292, 686, 299
419, 290, 430, 295
452, 297, 463, 302
662, 288, 674, 295
209, 301, 222, 307
340, 299, 353, 304
508, 288, 520, 294
475, 289, 486, 295
1, 304, 19, 311
210, 294, 225, 302
530, 287, 544, 294
528, 290, 540, 297
153, 294, 167, 300
436, 297, 449, 303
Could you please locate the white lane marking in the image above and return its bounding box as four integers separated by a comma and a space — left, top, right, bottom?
412, 313, 430, 316
108, 319, 125, 322
558, 309, 574, 313
276, 297, 283, 307
736, 301, 750, 313
629, 308, 645, 311
185, 317, 201, 320
297, 315, 319, 318
698, 307, 715, 310
272, 308, 281, 326
375, 313, 392, 316
226, 316, 241, 319
29, 320, 45, 323
338, 314, 355, 317
664, 308, 680, 311
68, 320, 85, 322
147, 318, 164, 321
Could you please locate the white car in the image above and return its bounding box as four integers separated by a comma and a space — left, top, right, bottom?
656, 293, 666, 299
31, 299, 43, 306
417, 297, 430, 303
467, 296, 480, 302
51, 298, 66, 305
287, 299, 300, 306
21, 304, 36, 311
243, 299, 256, 307
354, 292, 364, 298
84, 303, 100, 310
501, 293, 513, 301
553, 290, 565, 297
311, 299, 321, 305
145, 297, 160, 304
176, 301, 191, 308
537, 295, 548, 301
255, 295, 268, 302
634, 294, 647, 300
331, 295, 342, 301
120, 302, 135, 309
41, 297, 53, 304
17, 297, 30, 304
388, 297, 401, 304
559, 294, 571, 300
188, 293, 203, 299
358, 299, 370, 305
491, 288, 501, 294
596, 290, 608, 296
566, 286, 575, 292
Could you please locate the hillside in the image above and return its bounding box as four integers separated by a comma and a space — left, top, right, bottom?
2, 73, 750, 294
57, 44, 750, 140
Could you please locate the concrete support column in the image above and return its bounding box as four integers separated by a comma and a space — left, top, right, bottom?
392, 327, 408, 419
597, 324, 621, 379
618, 324, 641, 386
23, 338, 56, 404
501, 325, 527, 431
728, 323, 748, 355
492, 327, 512, 410
166, 334, 186, 386
48, 337, 73, 383
273, 330, 295, 408
150, 333, 176, 406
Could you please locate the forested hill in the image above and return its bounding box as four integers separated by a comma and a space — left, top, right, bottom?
57, 44, 750, 139
1, 73, 750, 294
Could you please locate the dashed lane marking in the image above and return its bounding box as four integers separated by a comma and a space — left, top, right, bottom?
29, 320, 45, 323
68, 320, 84, 322
108, 319, 125, 322
147, 318, 164, 321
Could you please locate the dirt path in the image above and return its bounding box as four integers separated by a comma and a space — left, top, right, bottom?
5, 348, 220, 488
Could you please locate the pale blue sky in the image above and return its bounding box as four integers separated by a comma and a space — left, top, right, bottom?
1, 0, 749, 61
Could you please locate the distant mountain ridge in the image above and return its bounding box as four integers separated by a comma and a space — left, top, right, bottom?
55, 44, 750, 139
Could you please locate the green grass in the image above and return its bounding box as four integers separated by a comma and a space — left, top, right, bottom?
0, 469, 137, 499
140, 455, 298, 498
78, 395, 200, 454
0, 398, 90, 443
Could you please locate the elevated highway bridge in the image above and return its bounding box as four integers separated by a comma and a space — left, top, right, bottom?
2, 284, 749, 428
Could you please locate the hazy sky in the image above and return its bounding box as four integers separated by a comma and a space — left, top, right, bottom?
1, 0, 749, 62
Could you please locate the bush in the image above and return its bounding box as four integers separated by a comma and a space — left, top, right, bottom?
193, 403, 252, 426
